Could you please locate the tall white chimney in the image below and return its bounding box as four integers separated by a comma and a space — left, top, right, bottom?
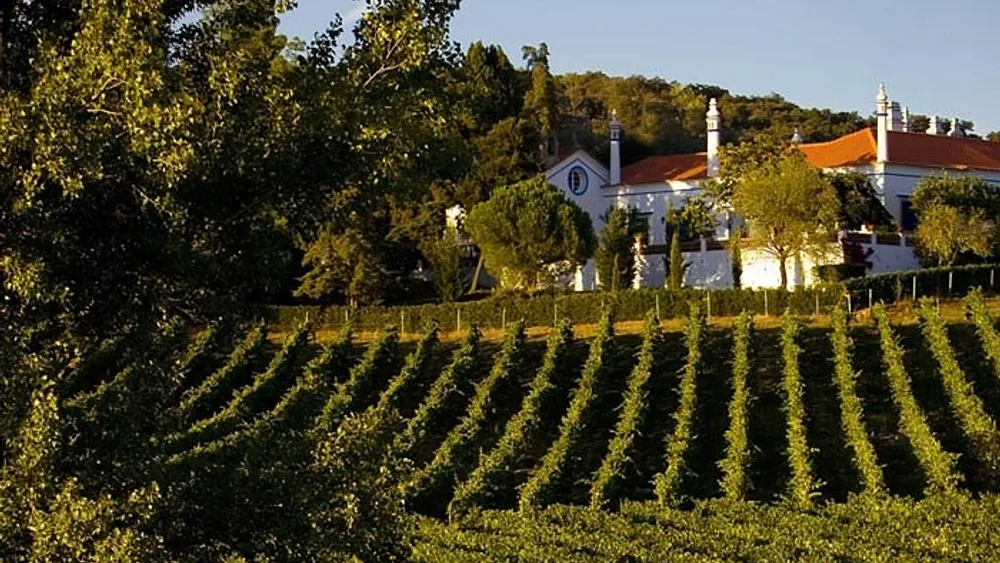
876, 84, 889, 163
609, 110, 622, 186
889, 101, 903, 132
706, 98, 721, 177
902, 106, 911, 133
927, 116, 944, 135
948, 118, 964, 138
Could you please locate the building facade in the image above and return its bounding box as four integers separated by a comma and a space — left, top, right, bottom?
546, 85, 1000, 290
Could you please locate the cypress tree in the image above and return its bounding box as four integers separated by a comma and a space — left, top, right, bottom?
669, 228, 685, 290
731, 238, 743, 289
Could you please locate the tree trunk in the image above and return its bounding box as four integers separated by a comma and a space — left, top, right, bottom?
778, 255, 788, 290
469, 254, 485, 294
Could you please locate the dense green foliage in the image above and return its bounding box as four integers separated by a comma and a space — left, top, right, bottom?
449, 320, 574, 520
911, 176, 1000, 266
829, 305, 885, 495
873, 305, 961, 493
718, 312, 753, 500
416, 496, 1000, 562
8, 2, 1000, 560
464, 176, 596, 289
653, 303, 704, 505
779, 311, 817, 507
590, 313, 661, 510
518, 315, 616, 511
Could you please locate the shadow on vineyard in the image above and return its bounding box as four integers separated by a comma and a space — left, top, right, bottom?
9, 296, 1000, 560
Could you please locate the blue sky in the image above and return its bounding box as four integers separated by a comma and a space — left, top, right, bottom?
280, 0, 1000, 134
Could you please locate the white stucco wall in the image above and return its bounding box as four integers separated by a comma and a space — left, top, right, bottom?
546, 151, 611, 235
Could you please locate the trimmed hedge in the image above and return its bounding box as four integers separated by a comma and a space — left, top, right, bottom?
268, 287, 843, 332
844, 263, 1000, 307
264, 264, 1000, 332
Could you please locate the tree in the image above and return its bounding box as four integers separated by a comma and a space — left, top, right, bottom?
987, 131, 1000, 143
702, 132, 788, 207
915, 204, 993, 266
732, 153, 839, 289
465, 176, 596, 289
910, 176, 1000, 265
910, 175, 1000, 219
289, 0, 467, 303
730, 237, 743, 289
521, 43, 559, 164
594, 207, 644, 292
296, 228, 388, 307
826, 171, 895, 231
668, 227, 687, 290
422, 227, 463, 302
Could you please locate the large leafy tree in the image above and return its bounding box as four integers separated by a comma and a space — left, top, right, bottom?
732, 153, 839, 288
915, 204, 993, 266
286, 0, 466, 305
826, 171, 895, 231
465, 176, 595, 289
910, 176, 1000, 265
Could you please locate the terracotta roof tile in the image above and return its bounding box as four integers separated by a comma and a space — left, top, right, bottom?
616, 127, 1000, 187
798, 128, 878, 168
887, 131, 1000, 172
621, 153, 708, 184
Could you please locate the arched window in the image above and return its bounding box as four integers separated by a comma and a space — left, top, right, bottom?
568, 167, 588, 195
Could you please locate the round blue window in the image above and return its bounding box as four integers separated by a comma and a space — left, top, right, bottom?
568, 166, 589, 196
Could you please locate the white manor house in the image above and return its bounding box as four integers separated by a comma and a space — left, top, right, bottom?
545, 85, 1000, 290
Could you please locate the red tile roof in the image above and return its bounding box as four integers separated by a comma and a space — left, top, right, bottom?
887, 131, 1000, 172
798, 128, 878, 168
621, 153, 708, 184
617, 128, 1000, 186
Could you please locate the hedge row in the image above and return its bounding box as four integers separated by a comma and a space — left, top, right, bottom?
404, 322, 527, 508
844, 263, 1000, 308
163, 321, 312, 455
519, 315, 616, 512
162, 329, 353, 474
265, 264, 1000, 331
965, 290, 1000, 384
396, 328, 482, 457
268, 287, 844, 332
